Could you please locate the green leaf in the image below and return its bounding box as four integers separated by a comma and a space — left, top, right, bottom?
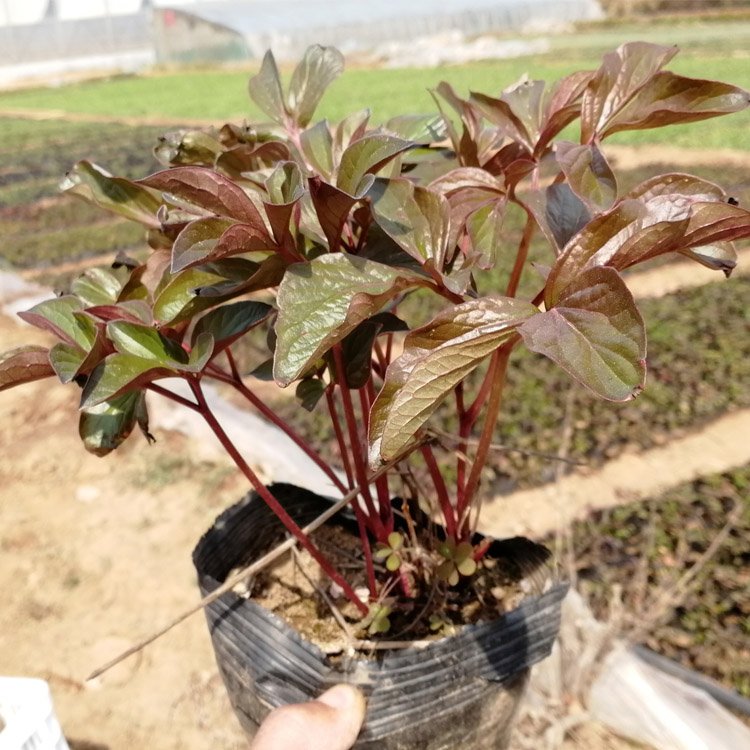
248, 50, 286, 123
295, 378, 326, 411
192, 301, 272, 354
108, 321, 188, 365
18, 296, 96, 349
141, 167, 265, 225
386, 553, 402, 572
287, 45, 344, 128
71, 268, 123, 307
153, 267, 229, 325
457, 556, 477, 577
334, 110, 371, 157
274, 254, 422, 386
61, 161, 161, 228
171, 217, 235, 272
384, 114, 446, 144
369, 178, 450, 271
80, 354, 176, 408
466, 201, 506, 270
49, 342, 87, 384
370, 297, 537, 462
556, 142, 617, 210
186, 332, 214, 373
300, 121, 335, 180
79, 391, 147, 457
266, 161, 306, 206
154, 128, 224, 167
0, 346, 54, 392
520, 267, 645, 402
337, 134, 412, 197
387, 532, 404, 551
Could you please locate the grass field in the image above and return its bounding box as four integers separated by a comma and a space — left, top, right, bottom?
1, 20, 750, 149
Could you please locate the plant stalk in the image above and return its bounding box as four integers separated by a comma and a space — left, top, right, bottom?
458, 341, 514, 528
189, 378, 368, 615
208, 366, 347, 495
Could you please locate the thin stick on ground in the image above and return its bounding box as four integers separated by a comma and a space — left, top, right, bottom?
626, 500, 742, 644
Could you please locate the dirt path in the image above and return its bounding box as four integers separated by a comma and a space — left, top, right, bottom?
479, 409, 750, 540
0, 314, 248, 750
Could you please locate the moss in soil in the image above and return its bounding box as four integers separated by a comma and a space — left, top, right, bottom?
564, 463, 750, 700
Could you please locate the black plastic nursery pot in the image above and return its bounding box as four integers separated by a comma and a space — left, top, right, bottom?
192, 484, 568, 750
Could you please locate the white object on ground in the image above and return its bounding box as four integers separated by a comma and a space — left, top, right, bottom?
0, 677, 69, 750
589, 643, 750, 750
148, 378, 345, 498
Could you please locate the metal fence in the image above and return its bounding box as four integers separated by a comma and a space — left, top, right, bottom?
0, 10, 151, 66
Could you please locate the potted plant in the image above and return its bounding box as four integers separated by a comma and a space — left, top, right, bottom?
1, 42, 749, 748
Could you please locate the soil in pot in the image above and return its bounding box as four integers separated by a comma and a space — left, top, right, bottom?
193, 484, 567, 750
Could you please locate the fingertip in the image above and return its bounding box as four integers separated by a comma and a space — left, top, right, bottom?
318, 684, 365, 710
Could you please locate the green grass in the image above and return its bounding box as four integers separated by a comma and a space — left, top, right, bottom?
1, 219, 143, 268
1, 29, 749, 149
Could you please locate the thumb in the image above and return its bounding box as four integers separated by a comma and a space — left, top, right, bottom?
249, 684, 367, 750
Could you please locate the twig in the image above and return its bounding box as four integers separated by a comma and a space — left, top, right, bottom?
428, 427, 586, 467
626, 500, 741, 644
87, 450, 417, 681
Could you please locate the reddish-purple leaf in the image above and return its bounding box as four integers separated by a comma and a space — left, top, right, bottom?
215, 141, 291, 177
140, 167, 265, 225
601, 72, 750, 137
308, 177, 359, 252
536, 70, 594, 154
581, 42, 678, 143
521, 267, 645, 402
0, 346, 54, 392
370, 297, 537, 462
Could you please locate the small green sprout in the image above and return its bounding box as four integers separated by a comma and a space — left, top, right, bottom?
373, 531, 404, 572
436, 539, 477, 586
367, 604, 392, 635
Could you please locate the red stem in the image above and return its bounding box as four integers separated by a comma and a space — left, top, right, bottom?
325, 387, 355, 489
207, 366, 348, 496
455, 383, 468, 510
332, 346, 387, 540
458, 343, 514, 529
189, 378, 368, 615
147, 383, 200, 411
506, 210, 535, 299
420, 444, 458, 539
